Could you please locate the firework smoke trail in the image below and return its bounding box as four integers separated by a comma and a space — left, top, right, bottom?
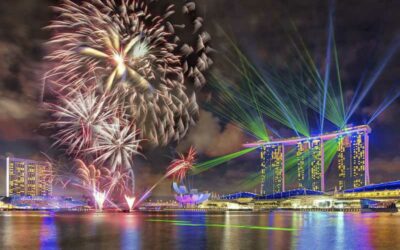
135, 147, 197, 207
45, 0, 212, 146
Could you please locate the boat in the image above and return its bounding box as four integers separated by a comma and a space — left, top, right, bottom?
360, 199, 398, 213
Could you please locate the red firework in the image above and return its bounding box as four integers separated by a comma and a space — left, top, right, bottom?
166, 147, 197, 183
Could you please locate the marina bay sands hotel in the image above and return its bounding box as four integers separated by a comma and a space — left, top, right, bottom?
245, 125, 371, 194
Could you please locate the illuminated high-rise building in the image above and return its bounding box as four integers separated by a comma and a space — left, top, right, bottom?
296, 141, 308, 189
252, 125, 371, 194
296, 139, 324, 191
260, 146, 267, 195
310, 139, 324, 191
336, 126, 370, 190
350, 131, 368, 188
1, 157, 53, 197
261, 144, 284, 195
337, 135, 347, 190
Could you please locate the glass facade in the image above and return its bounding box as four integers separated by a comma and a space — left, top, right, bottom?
310, 139, 323, 191
296, 140, 323, 191
261, 144, 284, 195
296, 142, 306, 189
351, 131, 366, 188
336, 131, 368, 190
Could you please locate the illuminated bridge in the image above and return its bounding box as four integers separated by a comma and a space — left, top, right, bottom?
244, 125, 371, 195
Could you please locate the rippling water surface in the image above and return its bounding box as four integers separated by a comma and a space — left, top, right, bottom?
0, 211, 399, 249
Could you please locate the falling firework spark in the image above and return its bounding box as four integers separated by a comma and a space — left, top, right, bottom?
46, 0, 212, 146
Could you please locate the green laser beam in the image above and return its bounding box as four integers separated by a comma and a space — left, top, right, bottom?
211, 26, 311, 137
147, 219, 296, 231
173, 222, 296, 231
192, 147, 257, 175
146, 219, 191, 223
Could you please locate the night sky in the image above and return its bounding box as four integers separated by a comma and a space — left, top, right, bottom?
0, 0, 399, 197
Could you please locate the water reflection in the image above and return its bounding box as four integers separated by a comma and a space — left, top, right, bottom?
221, 212, 232, 250
334, 212, 345, 249
120, 215, 140, 250
296, 212, 374, 250
1, 212, 14, 248
176, 211, 207, 250
0, 211, 399, 249
40, 214, 59, 250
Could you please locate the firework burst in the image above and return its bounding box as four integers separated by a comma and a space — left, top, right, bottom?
89, 117, 142, 172
46, 0, 212, 146
135, 146, 197, 206
44, 90, 119, 156
166, 146, 197, 182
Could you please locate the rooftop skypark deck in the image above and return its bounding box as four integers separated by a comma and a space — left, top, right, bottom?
243, 125, 371, 147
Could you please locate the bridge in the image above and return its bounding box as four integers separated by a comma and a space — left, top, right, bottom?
244, 125, 371, 194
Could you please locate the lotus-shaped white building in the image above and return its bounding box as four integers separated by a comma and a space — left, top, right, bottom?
172, 182, 210, 207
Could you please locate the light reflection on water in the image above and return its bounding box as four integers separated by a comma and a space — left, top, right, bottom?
121, 214, 140, 250
176, 211, 207, 249
0, 211, 399, 249
40, 214, 59, 250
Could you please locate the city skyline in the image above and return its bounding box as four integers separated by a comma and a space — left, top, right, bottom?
0, 0, 399, 197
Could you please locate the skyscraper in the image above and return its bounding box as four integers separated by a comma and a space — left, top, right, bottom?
310, 139, 324, 191
336, 127, 370, 190
337, 135, 347, 190
296, 139, 324, 191
1, 157, 53, 197
296, 141, 308, 189
350, 131, 368, 188
253, 125, 371, 194
261, 144, 284, 195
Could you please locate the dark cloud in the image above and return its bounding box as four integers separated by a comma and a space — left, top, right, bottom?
177, 109, 246, 157
0, 0, 53, 152
370, 157, 400, 183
